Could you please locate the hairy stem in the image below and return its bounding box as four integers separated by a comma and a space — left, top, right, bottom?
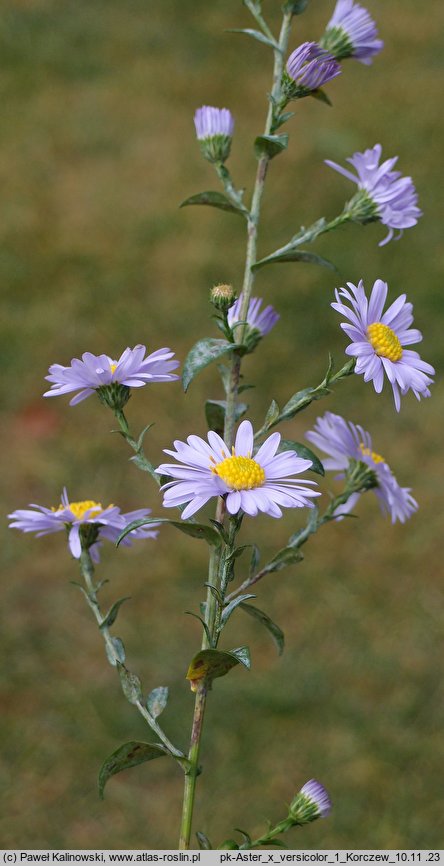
78, 548, 184, 759
178, 9, 294, 849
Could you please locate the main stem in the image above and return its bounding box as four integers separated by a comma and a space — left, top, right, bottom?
178, 10, 294, 850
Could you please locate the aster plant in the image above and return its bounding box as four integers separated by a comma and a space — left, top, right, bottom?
8, 0, 434, 852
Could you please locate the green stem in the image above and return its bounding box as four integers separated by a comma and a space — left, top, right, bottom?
78, 548, 184, 760
178, 685, 207, 850
178, 10, 294, 849
114, 408, 159, 484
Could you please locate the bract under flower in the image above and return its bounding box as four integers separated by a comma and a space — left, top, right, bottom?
332, 279, 434, 411
156, 420, 319, 520
43, 345, 179, 406
306, 411, 418, 523
325, 144, 422, 245
8, 489, 158, 561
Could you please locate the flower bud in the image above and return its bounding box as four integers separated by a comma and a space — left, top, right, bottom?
210, 283, 236, 312
288, 779, 332, 825
283, 42, 341, 102
194, 106, 234, 164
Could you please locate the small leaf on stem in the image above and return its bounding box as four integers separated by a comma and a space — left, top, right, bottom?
98, 741, 168, 799
239, 603, 285, 655
183, 338, 238, 392
99, 596, 131, 630
180, 191, 246, 217
146, 686, 169, 719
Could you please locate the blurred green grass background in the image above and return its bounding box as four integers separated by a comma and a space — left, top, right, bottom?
1, 0, 443, 850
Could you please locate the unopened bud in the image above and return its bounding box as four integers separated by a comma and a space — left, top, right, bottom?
210, 283, 236, 312
288, 779, 332, 825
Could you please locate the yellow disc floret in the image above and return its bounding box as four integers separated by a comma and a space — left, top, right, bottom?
367, 322, 403, 362
110, 363, 117, 374
212, 454, 265, 490
54, 500, 106, 520
359, 443, 385, 465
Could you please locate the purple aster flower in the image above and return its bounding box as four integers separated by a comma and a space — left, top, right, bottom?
332, 279, 434, 411
289, 779, 332, 824
284, 42, 341, 100
325, 144, 422, 245
43, 345, 179, 410
227, 293, 279, 348
306, 411, 418, 523
321, 0, 383, 65
8, 489, 158, 561
194, 105, 234, 163
156, 420, 320, 520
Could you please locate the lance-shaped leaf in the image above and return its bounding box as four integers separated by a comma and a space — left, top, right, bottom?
180, 191, 246, 217
186, 646, 250, 691
205, 400, 248, 436
183, 338, 239, 392
260, 546, 304, 576
277, 440, 325, 476
98, 741, 168, 799
280, 385, 330, 420
105, 636, 126, 667
196, 831, 213, 850
220, 594, 256, 628
146, 686, 169, 719
239, 603, 285, 656
117, 518, 220, 548
99, 596, 131, 630
227, 28, 279, 51
252, 248, 336, 272
117, 663, 143, 706
254, 134, 288, 160
262, 399, 280, 431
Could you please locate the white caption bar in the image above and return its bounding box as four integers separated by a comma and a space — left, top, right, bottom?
1, 853, 443, 866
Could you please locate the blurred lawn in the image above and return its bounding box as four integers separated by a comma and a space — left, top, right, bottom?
1, 0, 443, 850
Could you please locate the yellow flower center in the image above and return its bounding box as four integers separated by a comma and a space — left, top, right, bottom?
359, 443, 385, 465
110, 363, 117, 374
53, 500, 106, 520
212, 452, 265, 490
367, 322, 403, 362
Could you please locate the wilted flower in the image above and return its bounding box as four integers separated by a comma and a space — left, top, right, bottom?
194, 105, 234, 163
325, 144, 422, 245
156, 420, 319, 520
321, 0, 383, 65
289, 780, 332, 824
8, 489, 158, 561
283, 42, 341, 101
332, 279, 434, 411
306, 411, 418, 523
227, 293, 279, 349
44, 345, 179, 410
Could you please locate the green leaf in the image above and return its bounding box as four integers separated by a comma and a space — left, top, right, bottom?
252, 248, 337, 272
98, 741, 168, 799
254, 134, 288, 160
247, 546, 259, 579
117, 663, 143, 706
146, 686, 169, 719
280, 386, 330, 420
186, 647, 250, 691
234, 828, 252, 846
99, 596, 131, 630
185, 611, 212, 648
239, 603, 285, 656
196, 831, 213, 850
263, 399, 280, 430
283, 0, 309, 14
220, 594, 256, 627
277, 440, 325, 476
261, 546, 304, 576
136, 423, 154, 450
227, 28, 279, 50
183, 338, 237, 392
105, 636, 126, 667
229, 645, 251, 669
180, 190, 246, 217
272, 110, 295, 131
205, 400, 248, 436
117, 518, 220, 548
310, 87, 332, 107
